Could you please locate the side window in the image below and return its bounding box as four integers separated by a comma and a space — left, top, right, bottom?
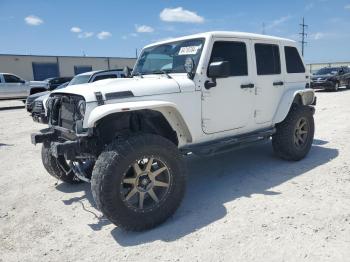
284, 46, 305, 73
92, 74, 117, 82
4, 74, 21, 83
255, 43, 281, 75
209, 41, 248, 77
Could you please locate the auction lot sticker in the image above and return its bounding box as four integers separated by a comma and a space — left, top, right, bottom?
178, 46, 201, 55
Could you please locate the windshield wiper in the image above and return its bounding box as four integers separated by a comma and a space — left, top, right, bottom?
132, 72, 143, 78
151, 70, 172, 79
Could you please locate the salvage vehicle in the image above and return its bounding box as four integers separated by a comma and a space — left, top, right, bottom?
31, 31, 316, 231
311, 66, 350, 91
28, 70, 126, 122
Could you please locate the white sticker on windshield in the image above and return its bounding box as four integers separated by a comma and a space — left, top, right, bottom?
178, 46, 201, 55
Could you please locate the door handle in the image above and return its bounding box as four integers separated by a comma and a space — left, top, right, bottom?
273, 81, 284, 86
240, 83, 255, 89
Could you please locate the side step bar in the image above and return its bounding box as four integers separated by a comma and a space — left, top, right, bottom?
181, 128, 276, 156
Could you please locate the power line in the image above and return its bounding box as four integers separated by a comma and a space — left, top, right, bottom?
299, 17, 308, 56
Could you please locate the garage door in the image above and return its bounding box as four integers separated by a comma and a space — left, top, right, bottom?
32, 62, 59, 81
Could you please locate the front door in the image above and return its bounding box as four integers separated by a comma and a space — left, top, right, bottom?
201, 38, 255, 134
2, 74, 25, 98
251, 41, 284, 124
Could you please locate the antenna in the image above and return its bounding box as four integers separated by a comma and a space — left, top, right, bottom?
135, 48, 138, 58
299, 17, 308, 56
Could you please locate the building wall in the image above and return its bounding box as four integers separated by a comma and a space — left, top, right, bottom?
0, 54, 136, 80
307, 62, 350, 74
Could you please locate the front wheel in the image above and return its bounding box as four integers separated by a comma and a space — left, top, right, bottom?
41, 143, 82, 184
333, 82, 340, 91
91, 134, 186, 231
272, 105, 314, 161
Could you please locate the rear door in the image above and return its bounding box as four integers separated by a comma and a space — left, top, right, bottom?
201, 38, 255, 134
283, 45, 307, 89
252, 41, 284, 124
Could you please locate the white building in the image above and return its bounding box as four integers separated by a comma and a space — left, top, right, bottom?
0, 54, 136, 81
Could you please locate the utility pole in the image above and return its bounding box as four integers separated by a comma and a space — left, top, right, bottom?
135, 48, 138, 58
262, 22, 266, 35
299, 17, 308, 56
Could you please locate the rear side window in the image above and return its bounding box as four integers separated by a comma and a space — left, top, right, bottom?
92, 74, 117, 82
255, 43, 281, 75
209, 41, 248, 76
284, 46, 305, 73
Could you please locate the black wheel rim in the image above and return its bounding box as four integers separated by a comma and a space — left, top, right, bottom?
120, 157, 172, 212
294, 117, 309, 149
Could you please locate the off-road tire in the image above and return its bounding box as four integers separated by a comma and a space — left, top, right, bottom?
91, 134, 187, 231
272, 105, 314, 161
41, 143, 81, 184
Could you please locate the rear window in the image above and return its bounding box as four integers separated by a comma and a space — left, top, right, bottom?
255, 43, 281, 75
284, 46, 305, 73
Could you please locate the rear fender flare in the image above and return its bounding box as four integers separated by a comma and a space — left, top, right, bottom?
273, 89, 315, 124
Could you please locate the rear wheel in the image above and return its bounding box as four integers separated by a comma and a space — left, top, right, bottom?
272, 105, 314, 161
91, 134, 186, 231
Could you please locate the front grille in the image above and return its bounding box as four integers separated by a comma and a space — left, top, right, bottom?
47, 94, 84, 131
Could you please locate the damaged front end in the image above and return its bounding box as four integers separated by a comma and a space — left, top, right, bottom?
31, 94, 100, 162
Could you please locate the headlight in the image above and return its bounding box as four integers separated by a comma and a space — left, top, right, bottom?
77, 100, 86, 118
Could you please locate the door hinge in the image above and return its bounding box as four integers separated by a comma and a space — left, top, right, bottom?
201, 118, 210, 127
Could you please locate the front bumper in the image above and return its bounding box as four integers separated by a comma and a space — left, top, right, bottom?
311, 81, 335, 89
32, 113, 48, 124
31, 128, 95, 160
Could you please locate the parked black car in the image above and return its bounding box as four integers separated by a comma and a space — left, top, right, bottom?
47, 77, 73, 90
311, 66, 350, 91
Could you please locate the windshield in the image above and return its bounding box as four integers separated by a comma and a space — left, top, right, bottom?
133, 38, 204, 75
315, 67, 339, 75
69, 75, 91, 85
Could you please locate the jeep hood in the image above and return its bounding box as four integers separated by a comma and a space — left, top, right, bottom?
52, 76, 181, 102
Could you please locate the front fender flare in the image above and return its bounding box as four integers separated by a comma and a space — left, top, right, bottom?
273, 88, 315, 124
85, 100, 193, 145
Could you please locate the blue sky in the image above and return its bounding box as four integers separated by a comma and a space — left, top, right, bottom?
0, 0, 349, 63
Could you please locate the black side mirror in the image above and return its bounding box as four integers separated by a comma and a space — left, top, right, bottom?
208, 61, 230, 78
20, 79, 25, 84
205, 61, 230, 90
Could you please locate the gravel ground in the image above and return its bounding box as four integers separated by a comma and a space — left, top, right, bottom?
0, 90, 350, 262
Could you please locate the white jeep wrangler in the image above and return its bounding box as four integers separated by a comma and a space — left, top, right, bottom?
32, 31, 315, 231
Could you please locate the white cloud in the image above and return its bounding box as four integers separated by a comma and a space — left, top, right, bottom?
311, 32, 326, 40
135, 24, 154, 33
305, 3, 314, 10
78, 32, 94, 39
70, 27, 82, 33
266, 15, 291, 30
345, 4, 350, 9
160, 7, 204, 23
97, 31, 112, 40
24, 15, 43, 26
